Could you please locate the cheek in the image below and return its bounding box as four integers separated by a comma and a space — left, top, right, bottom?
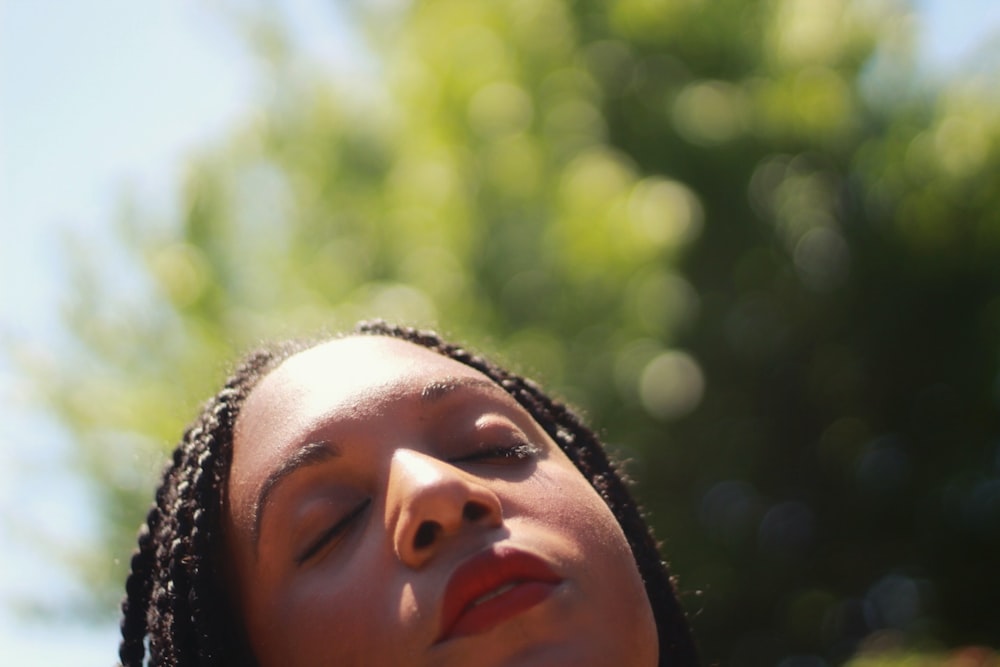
518, 463, 632, 557
242, 559, 397, 666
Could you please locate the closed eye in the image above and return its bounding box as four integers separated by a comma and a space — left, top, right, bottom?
297, 498, 371, 565
450, 442, 541, 464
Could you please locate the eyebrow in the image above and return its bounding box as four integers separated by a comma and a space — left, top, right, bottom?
420, 376, 508, 403
252, 440, 340, 546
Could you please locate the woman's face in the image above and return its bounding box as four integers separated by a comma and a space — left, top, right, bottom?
224, 336, 658, 667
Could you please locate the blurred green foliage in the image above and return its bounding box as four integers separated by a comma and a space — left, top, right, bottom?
846, 645, 999, 667
34, 0, 1000, 664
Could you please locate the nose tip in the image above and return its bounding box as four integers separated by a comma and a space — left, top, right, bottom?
389, 450, 503, 569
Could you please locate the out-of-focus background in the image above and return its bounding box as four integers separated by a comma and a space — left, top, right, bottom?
2, 1, 999, 665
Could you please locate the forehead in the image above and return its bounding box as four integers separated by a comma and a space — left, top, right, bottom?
234, 336, 499, 457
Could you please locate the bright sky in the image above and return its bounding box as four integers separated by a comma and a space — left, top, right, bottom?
0, 0, 995, 664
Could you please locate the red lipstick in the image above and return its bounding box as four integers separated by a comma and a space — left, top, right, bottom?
435, 545, 562, 644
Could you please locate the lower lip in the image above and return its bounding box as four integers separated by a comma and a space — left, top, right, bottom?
444, 581, 559, 642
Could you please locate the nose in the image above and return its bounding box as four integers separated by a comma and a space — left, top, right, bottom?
388, 449, 503, 569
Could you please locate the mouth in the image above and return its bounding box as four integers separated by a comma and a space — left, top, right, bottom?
471, 582, 518, 605
435, 545, 563, 644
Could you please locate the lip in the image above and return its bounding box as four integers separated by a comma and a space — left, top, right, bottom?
434, 544, 563, 644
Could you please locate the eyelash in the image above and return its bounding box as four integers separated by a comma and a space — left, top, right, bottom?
453, 441, 541, 464
297, 498, 371, 565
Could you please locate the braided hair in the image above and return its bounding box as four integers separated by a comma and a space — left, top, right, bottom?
119, 321, 699, 666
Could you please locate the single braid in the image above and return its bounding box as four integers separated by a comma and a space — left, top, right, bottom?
119, 509, 160, 665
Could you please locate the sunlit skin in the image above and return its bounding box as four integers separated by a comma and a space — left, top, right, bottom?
224, 336, 658, 666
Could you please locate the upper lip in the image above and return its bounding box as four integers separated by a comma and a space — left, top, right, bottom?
435, 544, 562, 643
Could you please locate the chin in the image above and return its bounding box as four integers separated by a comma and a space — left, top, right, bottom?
438, 606, 653, 667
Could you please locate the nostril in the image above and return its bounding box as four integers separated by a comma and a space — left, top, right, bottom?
414, 521, 439, 550
462, 501, 488, 523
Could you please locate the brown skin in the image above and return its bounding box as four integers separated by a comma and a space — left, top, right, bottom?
223, 336, 658, 667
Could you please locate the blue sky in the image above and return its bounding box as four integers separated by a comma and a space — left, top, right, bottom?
0, 1, 996, 663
